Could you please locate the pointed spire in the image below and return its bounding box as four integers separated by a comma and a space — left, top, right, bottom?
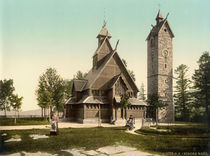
97, 22, 111, 38
156, 10, 164, 25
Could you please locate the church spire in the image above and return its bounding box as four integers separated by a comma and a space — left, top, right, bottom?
156, 10, 164, 25
97, 23, 111, 39
97, 22, 111, 47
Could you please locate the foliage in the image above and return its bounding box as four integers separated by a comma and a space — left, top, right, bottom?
147, 94, 168, 125
10, 94, 23, 111
9, 94, 23, 124
138, 83, 146, 100
0, 118, 49, 126
0, 79, 15, 116
74, 70, 87, 80
122, 58, 136, 81
63, 79, 73, 101
192, 52, 210, 128
174, 64, 192, 121
36, 68, 65, 113
120, 93, 131, 119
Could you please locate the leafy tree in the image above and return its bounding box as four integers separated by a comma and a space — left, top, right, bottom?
174, 64, 192, 121
192, 52, 210, 129
147, 93, 168, 126
36, 68, 65, 120
138, 83, 146, 100
0, 79, 15, 117
63, 79, 73, 101
120, 93, 131, 120
10, 94, 23, 124
122, 59, 136, 81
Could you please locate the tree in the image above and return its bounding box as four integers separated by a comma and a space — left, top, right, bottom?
63, 79, 73, 101
192, 52, 210, 129
74, 70, 87, 80
36, 68, 65, 120
10, 94, 23, 124
122, 59, 136, 81
147, 93, 168, 126
120, 93, 131, 120
0, 79, 15, 117
138, 83, 146, 100
174, 64, 192, 121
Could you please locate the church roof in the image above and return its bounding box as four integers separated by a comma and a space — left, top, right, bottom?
65, 95, 109, 104
114, 96, 147, 106
97, 25, 111, 38
100, 74, 121, 90
83, 51, 139, 92
73, 79, 88, 92
93, 35, 113, 56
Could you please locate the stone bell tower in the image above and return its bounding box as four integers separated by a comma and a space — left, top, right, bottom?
146, 10, 174, 122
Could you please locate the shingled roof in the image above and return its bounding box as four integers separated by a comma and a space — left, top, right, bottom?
73, 79, 88, 92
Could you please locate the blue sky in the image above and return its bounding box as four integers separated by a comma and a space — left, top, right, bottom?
0, 0, 210, 110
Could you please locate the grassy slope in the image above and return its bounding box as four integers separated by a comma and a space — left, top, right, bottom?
0, 126, 209, 155
0, 118, 49, 126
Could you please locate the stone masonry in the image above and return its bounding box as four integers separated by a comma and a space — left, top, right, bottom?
147, 10, 174, 122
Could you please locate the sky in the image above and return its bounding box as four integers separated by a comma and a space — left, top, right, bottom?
0, 0, 210, 111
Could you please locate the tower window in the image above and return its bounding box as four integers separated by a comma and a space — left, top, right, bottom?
165, 64, 167, 68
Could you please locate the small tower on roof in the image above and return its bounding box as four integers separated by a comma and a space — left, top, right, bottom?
156, 10, 164, 25
97, 21, 112, 47
93, 22, 113, 69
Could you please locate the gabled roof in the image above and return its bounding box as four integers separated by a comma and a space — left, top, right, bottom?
146, 18, 175, 41
83, 50, 139, 92
100, 74, 128, 90
83, 50, 116, 90
93, 35, 113, 56
113, 52, 139, 92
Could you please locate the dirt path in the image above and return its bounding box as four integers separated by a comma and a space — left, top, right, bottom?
0, 122, 125, 130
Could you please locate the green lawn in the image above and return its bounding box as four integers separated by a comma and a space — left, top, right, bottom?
0, 118, 49, 126
0, 125, 209, 155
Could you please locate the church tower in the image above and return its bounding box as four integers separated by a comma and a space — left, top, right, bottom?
147, 10, 174, 122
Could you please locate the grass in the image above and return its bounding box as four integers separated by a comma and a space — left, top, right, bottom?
0, 118, 49, 126
0, 125, 210, 155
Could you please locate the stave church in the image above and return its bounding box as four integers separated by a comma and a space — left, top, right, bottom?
65, 10, 174, 123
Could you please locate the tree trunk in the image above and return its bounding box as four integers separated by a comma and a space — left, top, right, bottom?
14, 110, 17, 124
156, 109, 158, 126
125, 108, 127, 120
41, 108, 43, 118
49, 106, 51, 121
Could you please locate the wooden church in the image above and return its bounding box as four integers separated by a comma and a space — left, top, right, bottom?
65, 23, 147, 124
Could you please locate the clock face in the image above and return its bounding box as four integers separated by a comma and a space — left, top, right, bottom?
163, 50, 168, 57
